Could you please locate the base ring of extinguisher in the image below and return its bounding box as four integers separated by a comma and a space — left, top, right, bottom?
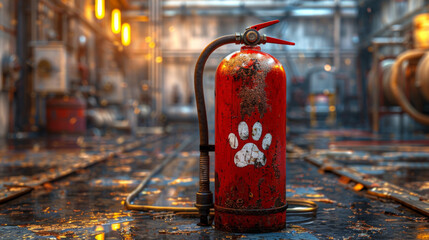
214, 204, 287, 215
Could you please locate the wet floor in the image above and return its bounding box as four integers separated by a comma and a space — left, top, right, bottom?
0, 123, 428, 239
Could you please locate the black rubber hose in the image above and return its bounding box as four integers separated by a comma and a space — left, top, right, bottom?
194, 35, 237, 225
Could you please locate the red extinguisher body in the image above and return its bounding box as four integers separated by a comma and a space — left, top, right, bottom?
215, 45, 287, 232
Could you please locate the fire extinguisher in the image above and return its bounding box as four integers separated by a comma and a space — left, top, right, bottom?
195, 20, 294, 232
125, 19, 316, 233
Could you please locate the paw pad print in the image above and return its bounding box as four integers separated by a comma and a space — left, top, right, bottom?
228, 121, 272, 168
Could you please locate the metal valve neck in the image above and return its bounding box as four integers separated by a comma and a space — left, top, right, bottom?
236, 31, 267, 46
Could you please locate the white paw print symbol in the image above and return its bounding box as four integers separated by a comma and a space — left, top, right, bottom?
228, 121, 272, 168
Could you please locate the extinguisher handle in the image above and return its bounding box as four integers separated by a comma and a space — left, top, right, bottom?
265, 36, 295, 46
248, 20, 280, 31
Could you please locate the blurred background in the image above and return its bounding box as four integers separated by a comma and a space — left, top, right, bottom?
0, 0, 429, 137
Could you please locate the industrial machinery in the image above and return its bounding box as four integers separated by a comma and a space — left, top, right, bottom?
305, 68, 337, 127
34, 42, 86, 134
34, 43, 68, 93
368, 13, 429, 131
99, 70, 125, 104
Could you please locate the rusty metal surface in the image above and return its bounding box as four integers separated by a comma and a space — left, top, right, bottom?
0, 125, 428, 238
215, 45, 287, 232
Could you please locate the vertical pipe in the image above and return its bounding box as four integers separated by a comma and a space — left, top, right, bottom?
15, 0, 29, 131
156, 0, 162, 116
29, 0, 38, 130
148, 0, 162, 122
333, 0, 341, 70
371, 45, 379, 132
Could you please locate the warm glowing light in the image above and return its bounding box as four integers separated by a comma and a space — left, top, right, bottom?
95, 0, 105, 19
414, 13, 429, 49
155, 56, 163, 63
111, 223, 121, 231
344, 58, 351, 66
114, 179, 134, 185
111, 9, 121, 34
353, 183, 364, 191
149, 42, 155, 48
169, 177, 193, 185
145, 36, 152, 43
121, 23, 131, 46
95, 233, 105, 240
329, 106, 336, 112
95, 225, 104, 231
69, 117, 77, 125
324, 64, 332, 72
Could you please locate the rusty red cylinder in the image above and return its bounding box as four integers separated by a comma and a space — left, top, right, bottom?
215, 45, 287, 232
46, 97, 86, 134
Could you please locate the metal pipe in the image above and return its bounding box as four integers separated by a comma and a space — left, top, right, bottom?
193, 34, 237, 226
370, 45, 380, 132
333, 0, 341, 70
360, 4, 429, 49
390, 49, 429, 125
161, 0, 357, 10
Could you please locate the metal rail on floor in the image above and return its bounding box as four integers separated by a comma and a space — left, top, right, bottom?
0, 134, 167, 205
302, 149, 429, 217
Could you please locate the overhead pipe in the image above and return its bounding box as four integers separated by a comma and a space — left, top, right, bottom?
390, 49, 429, 125
161, 0, 357, 10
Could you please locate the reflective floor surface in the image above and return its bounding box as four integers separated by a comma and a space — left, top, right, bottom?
0, 123, 428, 239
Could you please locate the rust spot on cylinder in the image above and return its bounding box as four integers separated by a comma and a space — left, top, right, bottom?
236, 59, 269, 119
236, 198, 244, 208
275, 197, 283, 207
223, 53, 272, 119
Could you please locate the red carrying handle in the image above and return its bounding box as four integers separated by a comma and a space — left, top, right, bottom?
248, 20, 280, 31
248, 20, 295, 46
266, 36, 295, 46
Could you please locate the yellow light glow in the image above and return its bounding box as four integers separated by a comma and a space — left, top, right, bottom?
324, 64, 332, 72
111, 9, 121, 34
111, 223, 121, 231
329, 106, 336, 112
95, 233, 105, 240
414, 13, 429, 49
95, 225, 104, 231
145, 36, 152, 43
121, 23, 131, 46
156, 56, 163, 63
95, 0, 105, 19
149, 42, 155, 48
344, 58, 351, 66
